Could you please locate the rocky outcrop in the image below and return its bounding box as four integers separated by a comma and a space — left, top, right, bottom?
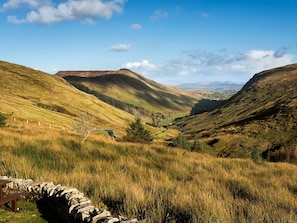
0, 176, 138, 223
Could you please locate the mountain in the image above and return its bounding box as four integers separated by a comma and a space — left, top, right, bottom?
176, 81, 243, 91
56, 69, 200, 118
175, 64, 297, 161
0, 61, 134, 135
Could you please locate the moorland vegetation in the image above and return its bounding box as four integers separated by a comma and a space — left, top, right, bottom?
177, 64, 297, 163
1, 61, 297, 222
57, 69, 201, 124
1, 122, 297, 222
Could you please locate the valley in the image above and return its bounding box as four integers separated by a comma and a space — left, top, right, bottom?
175, 64, 297, 162
1, 60, 297, 222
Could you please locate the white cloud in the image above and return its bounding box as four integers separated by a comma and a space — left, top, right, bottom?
122, 60, 157, 75
1, 0, 126, 24
185, 49, 296, 75
130, 23, 141, 30
150, 10, 168, 20
160, 59, 198, 76
122, 59, 202, 85
246, 50, 271, 60
141, 48, 296, 85
242, 50, 295, 73
109, 44, 131, 52
273, 46, 288, 58
1, 0, 41, 10
7, 15, 26, 23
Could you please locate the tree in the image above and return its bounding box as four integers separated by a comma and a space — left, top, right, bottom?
124, 117, 153, 143
73, 111, 94, 143
151, 112, 165, 127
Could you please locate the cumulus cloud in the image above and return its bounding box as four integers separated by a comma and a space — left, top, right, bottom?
1, 0, 41, 10
150, 10, 168, 20
109, 44, 131, 52
122, 60, 157, 74
119, 47, 296, 84
147, 48, 296, 84
119, 48, 296, 85
1, 0, 126, 24
185, 49, 295, 74
274, 46, 288, 58
160, 59, 199, 76
130, 23, 141, 30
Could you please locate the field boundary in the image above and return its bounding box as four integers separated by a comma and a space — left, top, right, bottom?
0, 176, 137, 223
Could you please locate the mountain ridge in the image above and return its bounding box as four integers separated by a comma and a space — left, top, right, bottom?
175, 63, 297, 160
0, 60, 134, 136
56, 69, 200, 116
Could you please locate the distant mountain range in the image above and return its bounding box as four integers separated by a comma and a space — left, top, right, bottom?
176, 81, 244, 91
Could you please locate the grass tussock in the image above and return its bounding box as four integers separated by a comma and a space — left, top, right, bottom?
1, 125, 297, 222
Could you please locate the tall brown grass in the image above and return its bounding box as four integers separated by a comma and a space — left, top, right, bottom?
1, 123, 297, 222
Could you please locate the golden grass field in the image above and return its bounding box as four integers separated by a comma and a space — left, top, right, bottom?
1, 61, 297, 222
1, 120, 297, 222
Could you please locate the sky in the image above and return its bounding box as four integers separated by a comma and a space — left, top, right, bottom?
0, 0, 297, 86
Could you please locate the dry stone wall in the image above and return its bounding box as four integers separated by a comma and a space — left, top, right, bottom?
0, 176, 138, 223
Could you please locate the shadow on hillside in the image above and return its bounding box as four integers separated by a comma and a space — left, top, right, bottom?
36, 198, 68, 223
190, 99, 225, 115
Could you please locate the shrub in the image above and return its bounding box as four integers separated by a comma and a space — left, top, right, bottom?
171, 133, 191, 150
251, 147, 262, 162
73, 111, 94, 143
123, 117, 153, 143
0, 112, 10, 127
191, 137, 202, 152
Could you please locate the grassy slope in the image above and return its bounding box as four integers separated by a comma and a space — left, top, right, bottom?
0, 61, 136, 136
1, 125, 297, 222
56, 69, 200, 114
0, 199, 48, 223
0, 61, 297, 222
177, 64, 297, 159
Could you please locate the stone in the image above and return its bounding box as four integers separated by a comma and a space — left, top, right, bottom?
0, 176, 139, 223
107, 217, 121, 223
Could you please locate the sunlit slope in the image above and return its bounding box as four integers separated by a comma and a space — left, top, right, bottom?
0, 61, 133, 134
57, 69, 200, 114
176, 64, 297, 157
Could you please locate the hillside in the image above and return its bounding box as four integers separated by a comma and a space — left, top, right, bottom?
1, 61, 297, 222
56, 69, 200, 118
0, 61, 135, 136
1, 125, 297, 222
176, 64, 297, 161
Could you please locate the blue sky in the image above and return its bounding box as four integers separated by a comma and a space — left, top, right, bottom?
0, 0, 297, 85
